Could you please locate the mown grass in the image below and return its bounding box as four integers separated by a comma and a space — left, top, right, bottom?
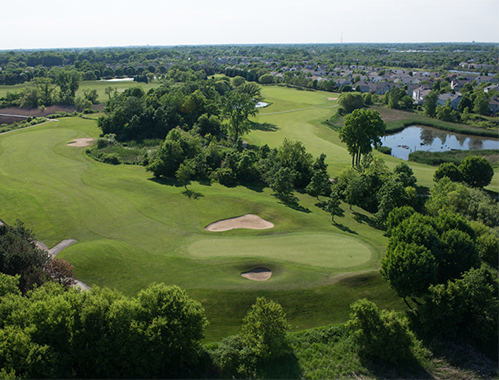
0, 113, 407, 340
5, 85, 496, 342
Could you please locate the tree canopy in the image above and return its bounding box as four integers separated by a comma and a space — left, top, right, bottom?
339, 109, 385, 167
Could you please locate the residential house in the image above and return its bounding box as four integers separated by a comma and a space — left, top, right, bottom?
375, 82, 399, 95
489, 96, 499, 114
437, 93, 462, 110
451, 79, 472, 91
337, 78, 352, 90
413, 87, 432, 105
476, 76, 499, 84
406, 83, 420, 97
353, 81, 371, 93
484, 84, 499, 93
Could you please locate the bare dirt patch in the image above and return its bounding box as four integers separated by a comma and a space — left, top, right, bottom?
67, 138, 93, 147
204, 214, 274, 232
241, 267, 272, 281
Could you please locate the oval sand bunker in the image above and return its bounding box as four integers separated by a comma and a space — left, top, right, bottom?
67, 138, 93, 147
205, 214, 274, 232
241, 267, 272, 281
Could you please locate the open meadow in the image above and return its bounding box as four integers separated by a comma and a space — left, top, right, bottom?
3, 85, 496, 340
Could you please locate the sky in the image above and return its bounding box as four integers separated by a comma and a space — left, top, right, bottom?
2, 0, 498, 50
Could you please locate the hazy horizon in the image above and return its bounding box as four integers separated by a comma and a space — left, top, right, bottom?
1, 0, 498, 50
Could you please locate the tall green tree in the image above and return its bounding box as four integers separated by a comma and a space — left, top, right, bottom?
423, 90, 439, 117
240, 297, 290, 360
458, 155, 494, 188
223, 91, 258, 142
339, 109, 385, 167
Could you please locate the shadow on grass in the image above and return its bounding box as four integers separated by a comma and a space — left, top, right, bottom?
240, 182, 265, 193
352, 211, 378, 229
148, 176, 183, 187
273, 194, 311, 213
250, 120, 279, 132
257, 352, 302, 379
359, 354, 432, 379
332, 222, 358, 235
181, 188, 204, 199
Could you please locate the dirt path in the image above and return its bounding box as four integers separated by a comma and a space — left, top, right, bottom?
259, 104, 338, 116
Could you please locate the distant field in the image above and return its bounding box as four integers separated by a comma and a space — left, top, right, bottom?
0, 80, 161, 104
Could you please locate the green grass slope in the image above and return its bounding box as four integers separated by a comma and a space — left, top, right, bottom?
0, 90, 407, 340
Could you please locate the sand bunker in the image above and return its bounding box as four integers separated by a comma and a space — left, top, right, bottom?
327, 97, 338, 100
241, 267, 272, 281
67, 138, 93, 147
205, 214, 274, 232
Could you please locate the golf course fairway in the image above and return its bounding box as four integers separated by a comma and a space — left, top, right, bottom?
0, 87, 409, 340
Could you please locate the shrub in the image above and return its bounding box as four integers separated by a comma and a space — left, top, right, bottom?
101, 153, 121, 165
240, 297, 290, 361
346, 299, 415, 363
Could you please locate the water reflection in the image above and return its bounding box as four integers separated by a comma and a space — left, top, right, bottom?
420, 128, 435, 145
382, 125, 499, 160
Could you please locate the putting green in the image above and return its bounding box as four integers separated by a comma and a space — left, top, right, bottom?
188, 233, 372, 268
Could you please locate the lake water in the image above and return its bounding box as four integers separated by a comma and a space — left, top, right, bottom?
381, 125, 499, 160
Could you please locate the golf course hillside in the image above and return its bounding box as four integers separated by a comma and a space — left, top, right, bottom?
0, 86, 441, 340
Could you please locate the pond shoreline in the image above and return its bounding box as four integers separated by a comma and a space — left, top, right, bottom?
385, 119, 499, 139
382, 125, 499, 161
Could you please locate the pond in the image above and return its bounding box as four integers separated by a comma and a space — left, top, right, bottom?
381, 125, 499, 160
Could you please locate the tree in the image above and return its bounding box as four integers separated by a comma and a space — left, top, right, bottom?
339, 109, 385, 167
232, 76, 246, 87
56, 70, 81, 105
346, 299, 415, 363
223, 91, 258, 142
270, 167, 295, 198
0, 221, 51, 293
419, 268, 498, 351
240, 297, 290, 361
386, 206, 415, 236
458, 155, 494, 188
258, 74, 274, 84
439, 229, 480, 283
338, 92, 364, 113
320, 191, 344, 222
104, 86, 115, 99
433, 162, 462, 183
473, 91, 489, 115
393, 162, 417, 188
44, 258, 76, 289
375, 179, 410, 225
381, 242, 438, 307
176, 159, 195, 189
423, 90, 438, 117
306, 170, 331, 200
83, 88, 98, 104
277, 139, 313, 188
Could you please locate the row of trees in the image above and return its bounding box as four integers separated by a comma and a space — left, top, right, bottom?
97, 77, 260, 142
0, 71, 97, 109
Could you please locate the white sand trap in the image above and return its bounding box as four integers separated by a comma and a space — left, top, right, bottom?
67, 138, 93, 147
205, 214, 274, 232
241, 267, 272, 281
327, 97, 338, 100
